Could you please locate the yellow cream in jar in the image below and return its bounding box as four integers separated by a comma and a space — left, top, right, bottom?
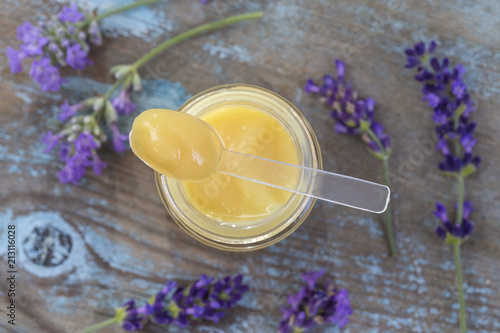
129, 106, 299, 224
181, 106, 298, 222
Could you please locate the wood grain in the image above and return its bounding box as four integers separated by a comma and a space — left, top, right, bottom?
1, 0, 499, 332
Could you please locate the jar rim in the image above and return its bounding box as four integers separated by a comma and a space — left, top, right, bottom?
156, 84, 322, 251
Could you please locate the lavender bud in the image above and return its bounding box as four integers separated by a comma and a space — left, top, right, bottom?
55, 26, 65, 37
48, 42, 59, 53
67, 133, 76, 142
71, 124, 81, 132
93, 98, 104, 112
104, 100, 118, 124
132, 71, 142, 91
77, 31, 86, 41
89, 20, 103, 45
60, 38, 70, 48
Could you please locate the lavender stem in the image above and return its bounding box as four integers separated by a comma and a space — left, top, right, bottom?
82, 317, 118, 333
453, 240, 467, 333
382, 157, 396, 256
95, 0, 162, 21
455, 172, 467, 332
131, 12, 263, 70
367, 128, 396, 256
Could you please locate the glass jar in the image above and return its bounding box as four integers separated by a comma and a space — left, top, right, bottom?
155, 84, 322, 251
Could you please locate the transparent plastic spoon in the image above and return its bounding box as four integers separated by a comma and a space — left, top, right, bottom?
129, 109, 390, 214
207, 125, 390, 214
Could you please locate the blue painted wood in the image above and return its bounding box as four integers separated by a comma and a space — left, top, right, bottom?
1, 0, 499, 332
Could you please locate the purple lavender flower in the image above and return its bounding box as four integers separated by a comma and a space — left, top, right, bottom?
405, 41, 436, 68
59, 143, 71, 161
112, 89, 137, 115
404, 41, 479, 174
16, 21, 40, 44
279, 270, 352, 333
120, 300, 144, 331
29, 57, 63, 92
6, 3, 101, 92
146, 281, 178, 325
434, 202, 474, 239
58, 133, 107, 185
306, 59, 396, 256
66, 43, 92, 70
16, 21, 49, 56
110, 123, 129, 153
58, 152, 91, 185
74, 132, 99, 156
111, 274, 248, 331
405, 41, 480, 241
6, 47, 26, 73
118, 299, 156, 331
59, 100, 85, 122
42, 94, 132, 184
56, 133, 102, 184
91, 152, 108, 175
58, 4, 85, 23
167, 274, 248, 327
305, 59, 392, 157
41, 125, 106, 185
41, 131, 64, 153
19, 35, 49, 57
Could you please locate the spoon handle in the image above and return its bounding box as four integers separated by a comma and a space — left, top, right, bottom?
218, 149, 390, 213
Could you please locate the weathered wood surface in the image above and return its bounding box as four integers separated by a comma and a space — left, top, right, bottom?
1, 0, 500, 332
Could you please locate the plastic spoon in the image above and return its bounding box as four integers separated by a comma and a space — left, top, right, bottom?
129, 109, 390, 214
209, 126, 390, 214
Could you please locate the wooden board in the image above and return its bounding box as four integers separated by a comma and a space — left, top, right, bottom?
1, 0, 499, 332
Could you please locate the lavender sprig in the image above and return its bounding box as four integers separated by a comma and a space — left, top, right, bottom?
6, 3, 96, 91
305, 60, 396, 256
6, 1, 162, 92
405, 40, 480, 333
279, 270, 352, 333
37, 10, 262, 185
82, 274, 249, 332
